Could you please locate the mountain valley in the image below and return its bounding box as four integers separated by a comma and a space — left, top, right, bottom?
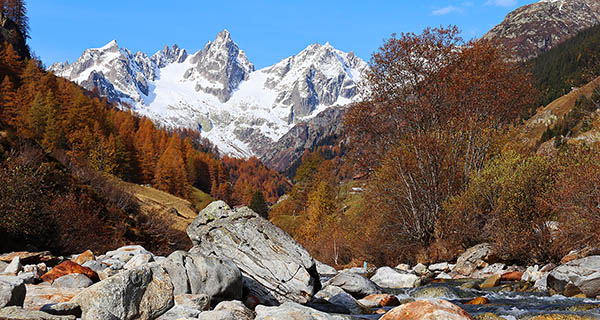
49, 30, 367, 162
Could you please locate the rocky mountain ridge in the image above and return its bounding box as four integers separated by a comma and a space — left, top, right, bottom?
483, 0, 600, 61
261, 106, 346, 172
49, 30, 367, 161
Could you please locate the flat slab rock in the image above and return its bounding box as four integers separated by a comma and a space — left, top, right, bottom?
0, 252, 59, 266
0, 306, 75, 320
23, 283, 82, 311
187, 201, 320, 305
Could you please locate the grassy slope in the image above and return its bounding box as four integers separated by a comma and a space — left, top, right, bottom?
519, 75, 600, 149
118, 181, 212, 232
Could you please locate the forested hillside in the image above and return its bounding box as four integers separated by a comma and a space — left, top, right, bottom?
527, 23, 600, 108
0, 1, 289, 254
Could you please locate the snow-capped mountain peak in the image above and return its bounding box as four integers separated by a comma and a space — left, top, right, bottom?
101, 39, 119, 50
49, 31, 367, 159
188, 29, 255, 102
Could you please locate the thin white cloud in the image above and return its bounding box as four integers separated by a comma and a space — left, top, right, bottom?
432, 6, 463, 15
485, 0, 517, 7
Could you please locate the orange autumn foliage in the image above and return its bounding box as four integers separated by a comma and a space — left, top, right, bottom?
0, 40, 289, 206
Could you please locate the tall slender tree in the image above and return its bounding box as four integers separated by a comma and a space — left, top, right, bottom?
0, 75, 15, 126
154, 135, 188, 197
1, 0, 29, 38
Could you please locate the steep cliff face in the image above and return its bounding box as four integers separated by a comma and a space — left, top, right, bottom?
49, 30, 367, 160
483, 0, 600, 61
261, 106, 346, 172
0, 12, 29, 59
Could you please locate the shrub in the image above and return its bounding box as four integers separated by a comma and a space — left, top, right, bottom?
50, 192, 124, 254
0, 146, 57, 251
442, 150, 553, 263
539, 145, 600, 259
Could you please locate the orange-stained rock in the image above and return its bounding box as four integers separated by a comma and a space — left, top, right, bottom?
501, 271, 523, 281
381, 299, 474, 320
466, 297, 489, 305
362, 294, 401, 307
379, 295, 401, 307
74, 250, 95, 265
41, 260, 98, 283
23, 283, 83, 310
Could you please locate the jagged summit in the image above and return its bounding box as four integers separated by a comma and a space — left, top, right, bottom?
262, 40, 364, 121
187, 29, 254, 102
483, 0, 600, 61
49, 30, 367, 159
100, 39, 119, 50
152, 44, 188, 68
213, 29, 233, 44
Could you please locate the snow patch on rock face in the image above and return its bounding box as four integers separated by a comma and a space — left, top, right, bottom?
49, 31, 367, 159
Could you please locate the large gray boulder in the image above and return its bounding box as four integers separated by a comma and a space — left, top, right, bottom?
187, 201, 320, 305
325, 272, 380, 299
370, 267, 419, 289
160, 251, 242, 303
455, 243, 498, 276
71, 263, 173, 320
255, 302, 351, 320
315, 285, 365, 314
0, 276, 25, 308
547, 256, 600, 298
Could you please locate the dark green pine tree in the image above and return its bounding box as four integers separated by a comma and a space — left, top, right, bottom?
249, 190, 269, 219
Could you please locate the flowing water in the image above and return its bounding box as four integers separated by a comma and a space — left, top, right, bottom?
346, 280, 600, 319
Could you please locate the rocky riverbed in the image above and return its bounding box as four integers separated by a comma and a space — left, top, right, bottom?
0, 201, 599, 319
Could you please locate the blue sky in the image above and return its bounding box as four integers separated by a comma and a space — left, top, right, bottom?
29, 0, 535, 69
